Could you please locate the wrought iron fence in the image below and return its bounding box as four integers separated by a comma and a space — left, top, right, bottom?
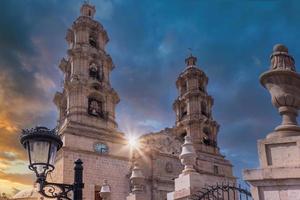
192, 182, 253, 200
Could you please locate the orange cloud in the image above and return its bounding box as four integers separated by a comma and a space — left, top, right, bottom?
0, 171, 34, 186
0, 69, 55, 195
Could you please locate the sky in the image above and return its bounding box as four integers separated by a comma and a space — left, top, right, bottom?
0, 0, 300, 196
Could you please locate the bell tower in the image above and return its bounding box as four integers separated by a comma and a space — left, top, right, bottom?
52, 3, 130, 200
173, 55, 219, 153
54, 2, 119, 132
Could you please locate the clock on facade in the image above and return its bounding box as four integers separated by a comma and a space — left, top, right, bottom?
94, 143, 109, 154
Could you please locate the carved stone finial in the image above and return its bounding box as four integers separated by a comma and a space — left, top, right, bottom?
270, 44, 295, 71
260, 44, 300, 138
179, 135, 197, 174
99, 179, 111, 199
130, 162, 145, 193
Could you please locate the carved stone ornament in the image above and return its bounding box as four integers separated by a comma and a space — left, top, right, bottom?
270, 44, 295, 71
143, 135, 181, 155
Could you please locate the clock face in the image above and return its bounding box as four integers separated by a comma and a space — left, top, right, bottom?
94, 143, 109, 154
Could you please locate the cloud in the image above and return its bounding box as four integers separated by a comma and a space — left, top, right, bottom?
0, 152, 17, 162
0, 72, 53, 162
34, 72, 56, 93
0, 171, 34, 186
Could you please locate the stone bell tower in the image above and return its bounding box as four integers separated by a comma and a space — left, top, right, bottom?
168, 55, 235, 200
173, 55, 219, 154
54, 2, 119, 131
52, 3, 131, 200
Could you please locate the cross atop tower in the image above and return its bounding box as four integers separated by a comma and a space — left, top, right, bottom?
80, 1, 96, 18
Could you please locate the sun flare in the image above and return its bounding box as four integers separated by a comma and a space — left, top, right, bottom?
128, 136, 139, 148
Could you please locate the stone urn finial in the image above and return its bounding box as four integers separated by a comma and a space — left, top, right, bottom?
99, 179, 111, 200
130, 162, 145, 193
179, 135, 197, 174
260, 44, 300, 138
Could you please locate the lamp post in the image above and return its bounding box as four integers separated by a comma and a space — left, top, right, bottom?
20, 126, 84, 200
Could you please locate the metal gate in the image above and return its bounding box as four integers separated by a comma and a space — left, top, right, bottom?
192, 183, 253, 200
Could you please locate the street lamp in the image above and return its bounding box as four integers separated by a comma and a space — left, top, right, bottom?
20, 126, 84, 200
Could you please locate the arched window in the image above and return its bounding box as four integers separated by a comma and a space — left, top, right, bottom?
89, 63, 102, 81
180, 103, 187, 119
199, 80, 205, 92
201, 102, 208, 117
203, 127, 210, 136
202, 127, 217, 147
89, 36, 97, 48
213, 165, 219, 175
179, 132, 187, 143
202, 127, 210, 145
202, 136, 210, 145
181, 81, 187, 94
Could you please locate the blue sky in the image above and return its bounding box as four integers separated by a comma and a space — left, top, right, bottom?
0, 0, 299, 195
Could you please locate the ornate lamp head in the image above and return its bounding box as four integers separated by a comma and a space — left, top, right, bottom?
20, 126, 63, 181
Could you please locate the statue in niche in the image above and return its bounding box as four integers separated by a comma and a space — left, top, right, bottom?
89, 63, 98, 79
89, 63, 103, 81
88, 98, 102, 117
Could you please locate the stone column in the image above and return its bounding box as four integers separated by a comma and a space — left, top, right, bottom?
243, 44, 300, 200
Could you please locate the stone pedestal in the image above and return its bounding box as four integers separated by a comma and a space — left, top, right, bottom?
244, 136, 300, 200
167, 172, 202, 200
126, 192, 148, 200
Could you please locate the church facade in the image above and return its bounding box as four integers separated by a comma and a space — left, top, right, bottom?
13, 2, 235, 200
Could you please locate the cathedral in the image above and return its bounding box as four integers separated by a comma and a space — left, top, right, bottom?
13, 2, 235, 200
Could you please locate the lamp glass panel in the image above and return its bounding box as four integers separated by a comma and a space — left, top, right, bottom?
29, 141, 50, 164
48, 144, 58, 166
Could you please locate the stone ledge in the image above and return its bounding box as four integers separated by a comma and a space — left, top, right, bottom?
244, 166, 300, 181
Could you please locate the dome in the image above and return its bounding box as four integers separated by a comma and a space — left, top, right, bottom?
273, 44, 288, 53
12, 188, 40, 200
